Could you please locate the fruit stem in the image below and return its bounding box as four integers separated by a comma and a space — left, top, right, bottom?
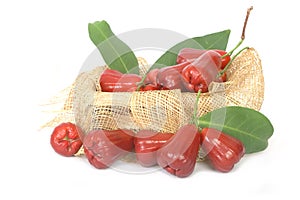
218, 6, 253, 77
136, 64, 158, 91
221, 6, 253, 58
241, 6, 253, 40
217, 46, 249, 77
224, 38, 244, 58
136, 81, 144, 91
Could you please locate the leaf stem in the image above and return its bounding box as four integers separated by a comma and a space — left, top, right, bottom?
192, 91, 202, 130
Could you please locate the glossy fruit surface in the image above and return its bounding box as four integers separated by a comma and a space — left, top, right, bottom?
157, 124, 201, 178
83, 129, 134, 169
50, 122, 83, 157
201, 128, 245, 172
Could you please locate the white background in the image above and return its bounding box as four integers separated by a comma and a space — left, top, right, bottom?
1, 0, 299, 199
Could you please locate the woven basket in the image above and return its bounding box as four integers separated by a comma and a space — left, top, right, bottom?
43, 48, 264, 136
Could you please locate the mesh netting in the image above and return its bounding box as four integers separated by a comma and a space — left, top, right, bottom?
42, 48, 264, 135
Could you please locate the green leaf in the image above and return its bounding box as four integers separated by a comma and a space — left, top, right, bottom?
152, 29, 231, 69
88, 20, 139, 74
198, 106, 274, 154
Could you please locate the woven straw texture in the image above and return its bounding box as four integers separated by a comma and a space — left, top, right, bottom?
43, 48, 264, 135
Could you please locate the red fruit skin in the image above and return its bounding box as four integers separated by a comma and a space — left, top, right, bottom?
157, 124, 201, 178
177, 48, 230, 70
214, 50, 231, 70
50, 122, 83, 157
139, 84, 161, 91
100, 69, 142, 92
218, 72, 227, 82
156, 62, 191, 91
181, 65, 209, 92
181, 50, 222, 93
83, 129, 134, 169
177, 48, 207, 64
201, 128, 245, 172
134, 130, 174, 167
144, 68, 159, 86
